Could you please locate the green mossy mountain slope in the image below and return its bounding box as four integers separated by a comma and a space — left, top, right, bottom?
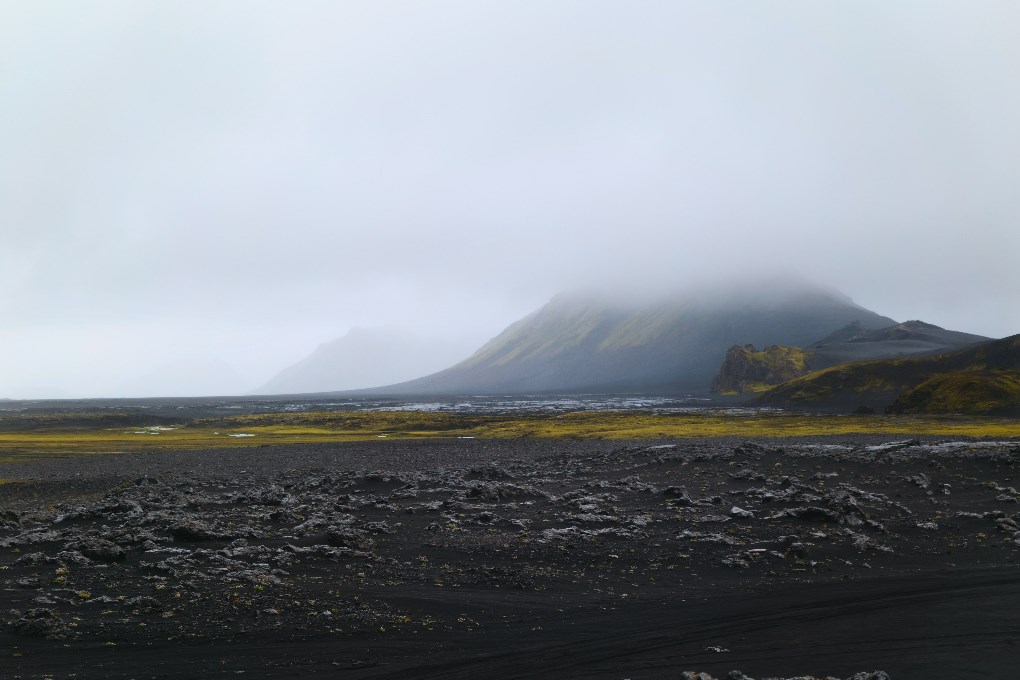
712, 320, 988, 395
379, 280, 897, 395
757, 334, 1020, 414
888, 370, 1020, 416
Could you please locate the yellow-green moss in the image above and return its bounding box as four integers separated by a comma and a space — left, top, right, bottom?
889, 370, 1020, 415
0, 409, 1016, 460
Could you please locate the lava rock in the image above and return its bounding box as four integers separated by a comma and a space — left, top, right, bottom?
7, 608, 70, 639
65, 537, 126, 562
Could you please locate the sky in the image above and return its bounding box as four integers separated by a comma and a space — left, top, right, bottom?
1, 1, 1018, 398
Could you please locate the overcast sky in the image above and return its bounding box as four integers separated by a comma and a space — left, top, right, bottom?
2, 1, 1018, 398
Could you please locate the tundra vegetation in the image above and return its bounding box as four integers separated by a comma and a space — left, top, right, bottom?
758, 334, 1020, 415
0, 409, 1017, 458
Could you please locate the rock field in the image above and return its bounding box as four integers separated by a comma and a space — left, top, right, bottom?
2, 437, 1019, 678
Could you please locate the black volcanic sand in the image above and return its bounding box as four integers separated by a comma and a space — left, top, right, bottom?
2, 437, 1019, 679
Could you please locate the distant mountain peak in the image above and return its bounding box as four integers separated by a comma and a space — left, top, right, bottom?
255, 328, 478, 396
370, 279, 900, 396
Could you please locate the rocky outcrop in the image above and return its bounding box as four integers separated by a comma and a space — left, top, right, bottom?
711, 344, 812, 394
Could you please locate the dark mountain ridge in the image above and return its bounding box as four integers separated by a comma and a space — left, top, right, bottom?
809, 320, 988, 366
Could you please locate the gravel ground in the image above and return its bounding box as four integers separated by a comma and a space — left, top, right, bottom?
2, 436, 1019, 679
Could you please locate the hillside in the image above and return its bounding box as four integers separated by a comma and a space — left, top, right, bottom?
256, 328, 476, 395
376, 279, 897, 395
756, 334, 1020, 414
712, 321, 988, 394
888, 371, 1020, 416
809, 320, 988, 366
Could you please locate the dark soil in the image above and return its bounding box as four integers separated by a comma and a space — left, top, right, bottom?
2, 437, 1019, 679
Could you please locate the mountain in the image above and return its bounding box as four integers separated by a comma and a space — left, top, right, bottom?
378, 279, 898, 395
256, 328, 476, 395
756, 334, 1020, 415
712, 321, 989, 394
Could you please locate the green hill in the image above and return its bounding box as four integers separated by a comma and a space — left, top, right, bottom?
712, 320, 988, 395
756, 334, 1020, 414
887, 371, 1020, 416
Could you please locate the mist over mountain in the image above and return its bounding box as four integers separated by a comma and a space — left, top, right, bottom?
256, 328, 476, 396
374, 279, 898, 396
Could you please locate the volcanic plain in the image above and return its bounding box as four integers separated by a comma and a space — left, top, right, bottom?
1, 405, 1019, 679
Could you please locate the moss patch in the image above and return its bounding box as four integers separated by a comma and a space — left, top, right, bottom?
888, 370, 1020, 416
0, 409, 1017, 459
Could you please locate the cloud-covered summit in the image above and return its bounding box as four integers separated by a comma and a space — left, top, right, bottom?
2, 1, 1018, 397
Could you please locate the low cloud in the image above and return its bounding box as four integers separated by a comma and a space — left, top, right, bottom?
1, 1, 1017, 397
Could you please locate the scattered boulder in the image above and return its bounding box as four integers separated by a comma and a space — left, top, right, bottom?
65, 537, 126, 562
7, 608, 70, 639
730, 506, 755, 519
769, 506, 840, 523
663, 487, 695, 505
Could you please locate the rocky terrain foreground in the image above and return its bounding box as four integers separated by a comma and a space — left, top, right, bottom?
1, 436, 1019, 678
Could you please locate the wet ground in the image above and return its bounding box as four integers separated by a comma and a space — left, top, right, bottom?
0, 394, 722, 420
1, 436, 1018, 679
